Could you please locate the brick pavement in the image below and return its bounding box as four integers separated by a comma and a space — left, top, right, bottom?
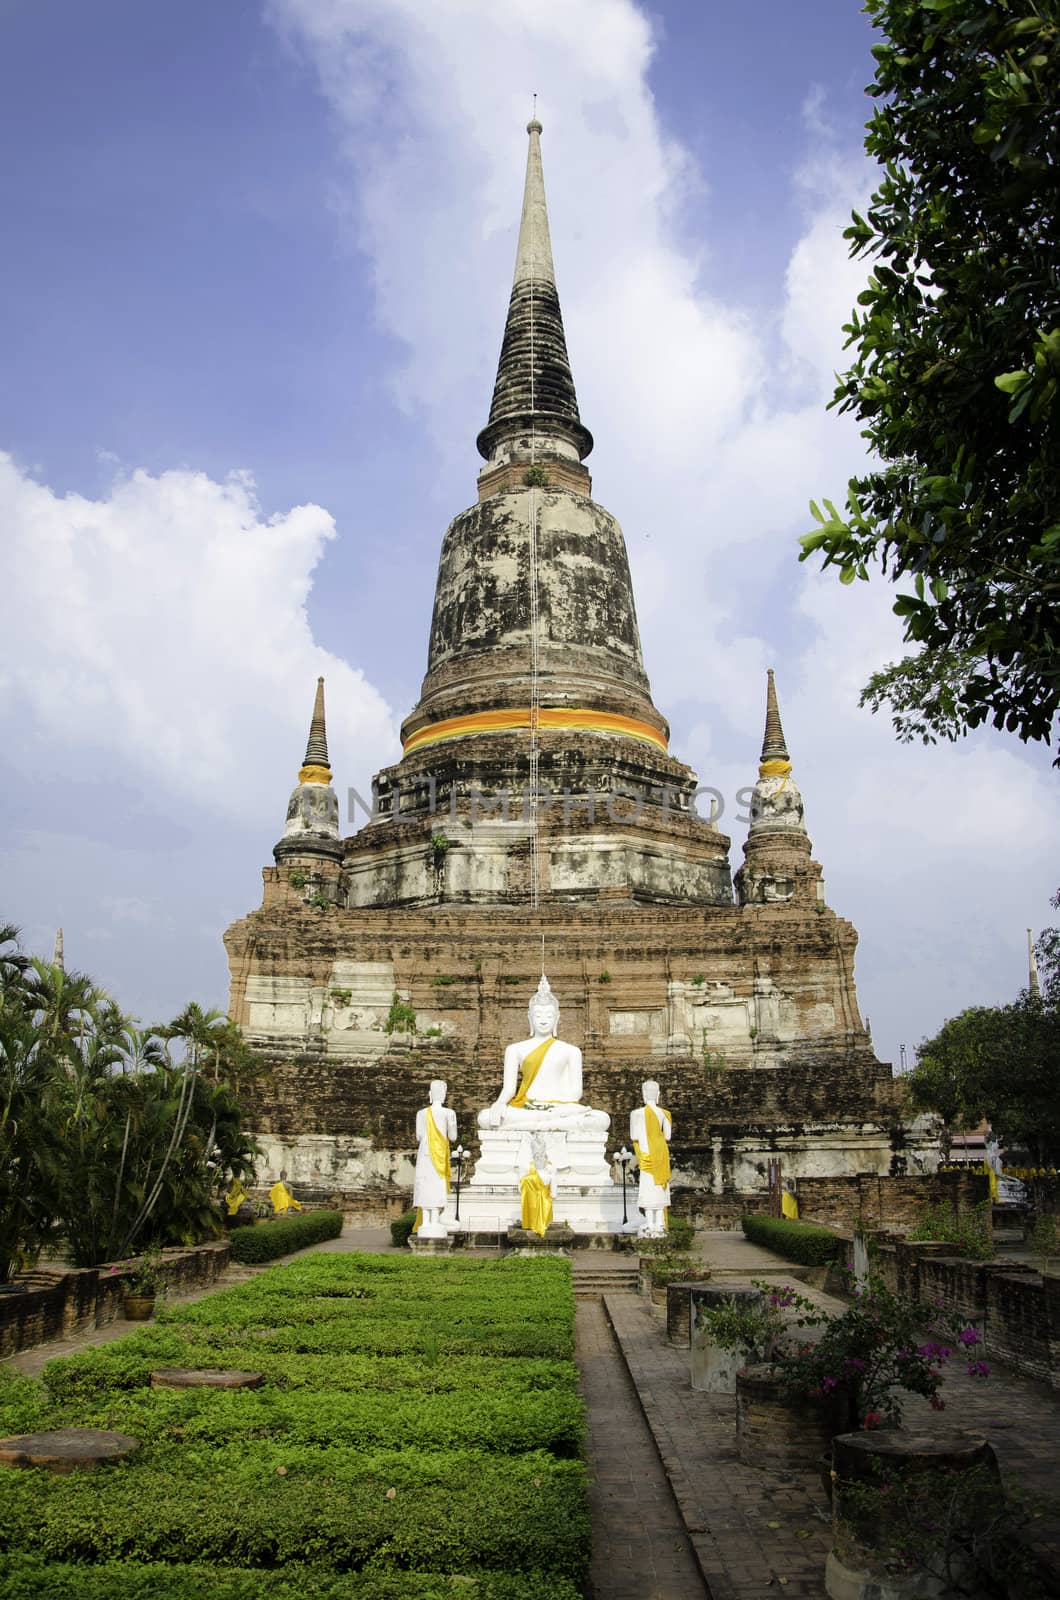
603, 1232, 1060, 1598
605, 1291, 831, 1599
576, 1297, 707, 1600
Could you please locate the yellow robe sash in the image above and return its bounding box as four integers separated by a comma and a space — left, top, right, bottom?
634, 1105, 672, 1186
509, 1036, 556, 1108
781, 1190, 799, 1220
226, 1179, 249, 1217
520, 1165, 554, 1236
269, 1180, 301, 1215
425, 1104, 451, 1189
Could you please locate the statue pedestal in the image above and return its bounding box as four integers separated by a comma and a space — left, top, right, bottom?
446, 1182, 636, 1238
408, 1234, 452, 1255
470, 1127, 613, 1189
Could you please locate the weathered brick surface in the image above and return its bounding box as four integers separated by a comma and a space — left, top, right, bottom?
735, 1364, 848, 1472
0, 1244, 230, 1358
797, 1171, 990, 1233
833, 1231, 1059, 1390
227, 898, 921, 1197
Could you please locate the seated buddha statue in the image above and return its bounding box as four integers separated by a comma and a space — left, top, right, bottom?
478, 976, 610, 1135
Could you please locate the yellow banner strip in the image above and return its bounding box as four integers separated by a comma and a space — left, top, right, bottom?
403, 707, 668, 755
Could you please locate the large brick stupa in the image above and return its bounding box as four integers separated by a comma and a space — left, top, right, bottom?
224, 120, 935, 1219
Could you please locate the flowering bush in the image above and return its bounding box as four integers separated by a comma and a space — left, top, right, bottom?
694, 1280, 820, 1359
774, 1275, 989, 1428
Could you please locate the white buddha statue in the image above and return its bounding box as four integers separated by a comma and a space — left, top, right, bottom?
478, 977, 609, 1134
630, 1079, 672, 1238
413, 1079, 457, 1239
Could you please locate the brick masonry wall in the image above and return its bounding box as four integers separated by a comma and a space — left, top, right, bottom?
225, 899, 917, 1189
797, 1172, 991, 1233
833, 1233, 1058, 1390
1, 1243, 231, 1357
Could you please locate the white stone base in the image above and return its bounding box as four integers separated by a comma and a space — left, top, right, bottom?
470, 1127, 614, 1189
446, 1182, 639, 1237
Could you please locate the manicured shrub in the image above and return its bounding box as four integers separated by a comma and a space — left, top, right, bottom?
226, 1208, 342, 1262
390, 1209, 416, 1247
0, 1448, 589, 1576
666, 1216, 695, 1251
741, 1213, 840, 1265
0, 1555, 582, 1600
6, 1254, 588, 1592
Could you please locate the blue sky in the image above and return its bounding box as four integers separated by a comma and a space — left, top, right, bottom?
1, 0, 1055, 1065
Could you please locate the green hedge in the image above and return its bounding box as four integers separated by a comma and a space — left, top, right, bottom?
4, 1255, 587, 1592
226, 1208, 343, 1262
741, 1213, 840, 1265
0, 1447, 588, 1575
0, 1556, 581, 1600
390, 1209, 416, 1247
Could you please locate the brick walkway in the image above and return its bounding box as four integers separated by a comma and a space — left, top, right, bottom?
605, 1292, 831, 1599
602, 1233, 1060, 1598
576, 1297, 707, 1600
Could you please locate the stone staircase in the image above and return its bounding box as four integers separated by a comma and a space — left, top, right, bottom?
572, 1263, 640, 1301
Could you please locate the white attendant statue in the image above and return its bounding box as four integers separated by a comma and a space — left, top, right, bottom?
630, 1079, 672, 1238
413, 1079, 457, 1239
478, 976, 609, 1134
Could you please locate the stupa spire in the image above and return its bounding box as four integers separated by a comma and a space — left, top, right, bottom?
476, 118, 593, 465
299, 677, 331, 785
760, 668, 791, 776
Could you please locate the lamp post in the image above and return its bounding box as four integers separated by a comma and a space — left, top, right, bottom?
452, 1144, 469, 1225
615, 1146, 633, 1229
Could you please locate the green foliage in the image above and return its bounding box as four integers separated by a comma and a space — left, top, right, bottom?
598, 970, 611, 984
909, 992, 1060, 1161
775, 1273, 989, 1428
431, 975, 456, 986
383, 992, 417, 1035
0, 1559, 582, 1600
665, 1215, 695, 1251
908, 1199, 994, 1259
287, 870, 307, 889
1030, 1209, 1058, 1269
0, 927, 257, 1277
522, 465, 550, 487
1, 1255, 588, 1591
834, 1462, 1046, 1596
430, 833, 451, 858
694, 1280, 821, 1358
800, 0, 1060, 757
741, 1213, 841, 1266
227, 1209, 342, 1263
390, 1209, 417, 1247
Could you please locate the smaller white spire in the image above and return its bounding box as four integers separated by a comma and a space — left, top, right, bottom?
1029, 928, 1041, 997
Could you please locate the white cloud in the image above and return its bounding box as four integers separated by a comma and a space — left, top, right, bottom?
267, 0, 1060, 1067
0, 452, 399, 825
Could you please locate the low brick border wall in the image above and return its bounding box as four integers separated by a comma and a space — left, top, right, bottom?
833, 1231, 1058, 1390
1, 1242, 231, 1358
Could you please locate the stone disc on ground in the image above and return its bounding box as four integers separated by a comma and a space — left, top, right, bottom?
0, 1428, 140, 1473
150, 1367, 264, 1389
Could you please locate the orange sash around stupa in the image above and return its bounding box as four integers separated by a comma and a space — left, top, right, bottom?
509, 1036, 555, 1108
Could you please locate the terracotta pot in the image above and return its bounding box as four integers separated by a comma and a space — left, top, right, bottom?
122, 1293, 156, 1321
